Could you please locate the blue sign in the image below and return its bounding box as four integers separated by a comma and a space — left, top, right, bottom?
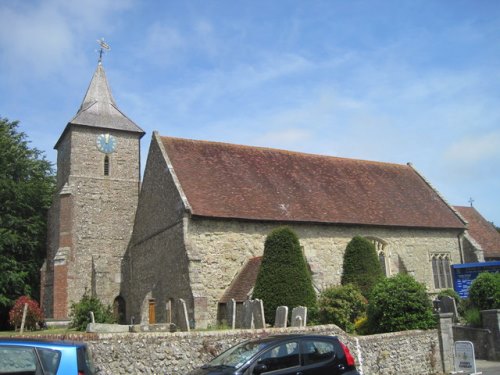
451, 261, 500, 299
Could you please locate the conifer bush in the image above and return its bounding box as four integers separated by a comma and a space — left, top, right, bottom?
69, 292, 115, 331
253, 227, 316, 325
341, 236, 384, 297
367, 274, 436, 333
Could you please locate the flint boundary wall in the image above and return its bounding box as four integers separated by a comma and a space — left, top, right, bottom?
28, 324, 443, 375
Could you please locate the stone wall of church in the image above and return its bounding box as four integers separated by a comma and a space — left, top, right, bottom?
186, 218, 462, 326
57, 127, 141, 315
122, 134, 193, 327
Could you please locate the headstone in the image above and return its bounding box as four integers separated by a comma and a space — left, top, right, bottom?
243, 300, 254, 329
90, 311, 96, 324
178, 298, 190, 332
253, 299, 265, 329
226, 299, 236, 329
440, 296, 458, 321
274, 306, 288, 328
291, 306, 307, 327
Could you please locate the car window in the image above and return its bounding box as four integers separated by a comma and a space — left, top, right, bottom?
77, 347, 96, 375
301, 340, 335, 366
0, 346, 38, 374
256, 341, 299, 373
36, 348, 61, 375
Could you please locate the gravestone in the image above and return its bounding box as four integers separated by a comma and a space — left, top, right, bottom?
178, 298, 190, 332
226, 298, 236, 329
243, 300, 254, 329
253, 299, 266, 329
274, 306, 288, 328
291, 306, 307, 327
440, 296, 458, 321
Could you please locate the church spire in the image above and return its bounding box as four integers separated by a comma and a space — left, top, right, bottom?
67, 59, 144, 134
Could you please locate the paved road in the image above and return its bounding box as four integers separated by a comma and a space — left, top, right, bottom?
473, 359, 500, 375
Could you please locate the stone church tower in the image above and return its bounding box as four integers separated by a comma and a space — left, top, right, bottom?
41, 61, 144, 321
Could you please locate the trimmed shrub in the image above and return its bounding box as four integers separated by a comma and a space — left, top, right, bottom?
8, 296, 44, 330
69, 292, 115, 331
367, 274, 436, 333
253, 227, 316, 325
468, 272, 500, 311
437, 288, 461, 304
314, 284, 367, 333
341, 236, 384, 297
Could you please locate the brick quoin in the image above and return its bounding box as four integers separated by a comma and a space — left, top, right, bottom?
53, 264, 68, 319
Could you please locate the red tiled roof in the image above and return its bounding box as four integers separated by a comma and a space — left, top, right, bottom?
220, 257, 262, 303
161, 136, 465, 229
454, 206, 500, 258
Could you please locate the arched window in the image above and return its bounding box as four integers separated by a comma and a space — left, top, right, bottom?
104, 155, 110, 176
431, 253, 452, 289
366, 237, 389, 276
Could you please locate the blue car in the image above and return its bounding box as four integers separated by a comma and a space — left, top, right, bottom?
0, 339, 95, 375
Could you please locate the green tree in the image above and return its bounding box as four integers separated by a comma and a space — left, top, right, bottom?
341, 236, 384, 297
253, 227, 316, 325
0, 117, 55, 329
367, 274, 436, 333
69, 292, 115, 331
314, 284, 367, 333
468, 272, 500, 311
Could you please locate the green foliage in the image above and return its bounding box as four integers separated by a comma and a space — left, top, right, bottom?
367, 274, 437, 333
437, 289, 461, 305
0, 117, 55, 329
252, 227, 316, 325
69, 292, 115, 331
463, 305, 482, 327
8, 296, 44, 330
468, 272, 500, 311
314, 284, 367, 333
341, 236, 385, 297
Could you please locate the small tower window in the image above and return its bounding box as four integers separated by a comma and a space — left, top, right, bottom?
104, 156, 110, 176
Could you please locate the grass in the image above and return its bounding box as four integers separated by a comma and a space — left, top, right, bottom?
0, 327, 79, 337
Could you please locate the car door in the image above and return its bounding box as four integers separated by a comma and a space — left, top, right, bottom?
249, 340, 301, 375
298, 338, 343, 375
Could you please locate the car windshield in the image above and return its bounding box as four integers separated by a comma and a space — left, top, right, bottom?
208, 341, 266, 369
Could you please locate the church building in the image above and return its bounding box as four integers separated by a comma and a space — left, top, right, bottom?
42, 61, 495, 328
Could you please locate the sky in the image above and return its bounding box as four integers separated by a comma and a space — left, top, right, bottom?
0, 0, 499, 225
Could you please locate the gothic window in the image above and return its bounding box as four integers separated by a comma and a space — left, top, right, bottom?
104, 155, 110, 176
366, 237, 389, 276
431, 253, 453, 289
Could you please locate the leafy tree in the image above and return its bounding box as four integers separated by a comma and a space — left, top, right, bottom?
314, 284, 367, 333
367, 274, 436, 333
468, 272, 500, 311
69, 292, 115, 331
341, 236, 384, 297
8, 295, 44, 331
0, 117, 55, 329
253, 227, 316, 325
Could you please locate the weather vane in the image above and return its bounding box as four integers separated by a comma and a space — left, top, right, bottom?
468, 197, 474, 207
97, 38, 111, 64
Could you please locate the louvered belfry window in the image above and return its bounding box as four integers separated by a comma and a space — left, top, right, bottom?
104, 155, 110, 176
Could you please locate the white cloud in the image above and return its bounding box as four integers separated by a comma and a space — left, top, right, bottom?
0, 0, 134, 77
444, 131, 500, 164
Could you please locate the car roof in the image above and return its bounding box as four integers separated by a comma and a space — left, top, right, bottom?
0, 338, 87, 349
247, 334, 337, 345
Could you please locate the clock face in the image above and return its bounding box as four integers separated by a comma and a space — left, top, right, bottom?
96, 133, 117, 154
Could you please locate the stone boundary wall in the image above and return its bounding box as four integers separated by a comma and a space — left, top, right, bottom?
23, 325, 443, 374
453, 326, 495, 360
